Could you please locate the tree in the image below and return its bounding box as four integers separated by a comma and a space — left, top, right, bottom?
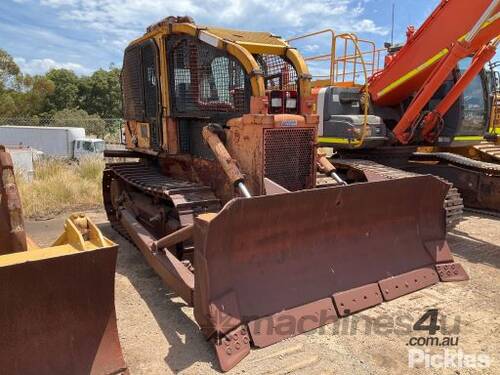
79, 67, 122, 118
0, 93, 17, 116
13, 75, 55, 116
0, 49, 20, 92
43, 69, 80, 113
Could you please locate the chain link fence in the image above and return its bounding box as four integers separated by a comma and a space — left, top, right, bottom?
0, 117, 124, 143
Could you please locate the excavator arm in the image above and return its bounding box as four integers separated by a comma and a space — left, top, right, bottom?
368, 0, 500, 144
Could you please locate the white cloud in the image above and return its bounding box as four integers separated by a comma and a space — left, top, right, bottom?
40, 0, 77, 6
14, 57, 91, 75
38, 0, 389, 39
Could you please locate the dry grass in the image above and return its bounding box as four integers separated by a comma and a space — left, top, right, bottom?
17, 157, 105, 219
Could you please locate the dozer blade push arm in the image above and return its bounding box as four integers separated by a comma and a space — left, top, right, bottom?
0, 146, 27, 254
391, 0, 500, 144
202, 124, 252, 197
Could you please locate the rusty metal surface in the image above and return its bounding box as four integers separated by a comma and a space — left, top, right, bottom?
193, 175, 450, 334
436, 262, 469, 282
378, 267, 439, 301
213, 325, 251, 372
0, 146, 27, 254
248, 298, 337, 348
120, 209, 195, 306
424, 240, 454, 263
0, 245, 126, 375
263, 128, 316, 191
333, 158, 465, 227
407, 163, 500, 213
333, 283, 383, 317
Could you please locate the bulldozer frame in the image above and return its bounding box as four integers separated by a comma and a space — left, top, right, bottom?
105, 16, 469, 372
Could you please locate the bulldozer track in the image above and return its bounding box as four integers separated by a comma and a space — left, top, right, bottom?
412, 152, 500, 175
472, 141, 500, 162
103, 162, 221, 233
331, 159, 464, 228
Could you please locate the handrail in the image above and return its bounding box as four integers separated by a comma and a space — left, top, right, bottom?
287, 29, 336, 84
287, 29, 384, 85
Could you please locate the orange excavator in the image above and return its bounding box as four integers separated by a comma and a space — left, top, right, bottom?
291, 0, 500, 214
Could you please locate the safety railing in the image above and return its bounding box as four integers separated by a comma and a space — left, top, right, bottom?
287, 29, 385, 86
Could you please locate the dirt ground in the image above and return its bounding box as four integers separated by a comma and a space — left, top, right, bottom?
27, 211, 499, 375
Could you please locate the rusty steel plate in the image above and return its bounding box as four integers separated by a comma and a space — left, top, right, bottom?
248, 298, 338, 348
379, 267, 439, 301
0, 245, 126, 375
213, 325, 251, 373
193, 175, 450, 335
435, 262, 469, 282
333, 283, 383, 317
424, 240, 454, 263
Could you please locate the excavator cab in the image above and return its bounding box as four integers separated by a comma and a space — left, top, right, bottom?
104, 16, 468, 371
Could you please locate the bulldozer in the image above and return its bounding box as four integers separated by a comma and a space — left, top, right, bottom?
0, 146, 127, 375
104, 16, 468, 372
289, 0, 500, 215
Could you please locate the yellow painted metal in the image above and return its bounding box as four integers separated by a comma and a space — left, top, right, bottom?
171, 23, 198, 37
288, 29, 336, 85
376, 13, 500, 99
0, 215, 115, 267
156, 35, 170, 117
376, 48, 449, 98
235, 41, 286, 55
453, 135, 485, 142
204, 27, 287, 46
225, 43, 266, 97
318, 136, 361, 145
286, 48, 312, 98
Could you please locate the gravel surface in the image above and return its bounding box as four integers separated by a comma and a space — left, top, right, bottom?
27, 211, 500, 375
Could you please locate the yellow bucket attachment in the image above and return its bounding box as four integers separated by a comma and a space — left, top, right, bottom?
0, 215, 127, 375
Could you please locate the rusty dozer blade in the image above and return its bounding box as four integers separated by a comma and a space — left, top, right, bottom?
0, 146, 126, 375
193, 175, 468, 371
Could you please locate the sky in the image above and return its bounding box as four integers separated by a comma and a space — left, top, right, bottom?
0, 0, 443, 76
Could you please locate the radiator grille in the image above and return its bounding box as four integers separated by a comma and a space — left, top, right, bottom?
263, 128, 315, 191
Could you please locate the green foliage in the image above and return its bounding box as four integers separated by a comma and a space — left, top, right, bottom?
0, 49, 123, 139
43, 69, 80, 113
79, 68, 122, 118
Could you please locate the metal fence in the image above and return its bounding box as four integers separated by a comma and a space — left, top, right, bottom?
0, 117, 124, 143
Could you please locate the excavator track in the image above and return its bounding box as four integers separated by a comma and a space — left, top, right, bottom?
472, 141, 500, 162
103, 162, 221, 236
409, 152, 500, 213
330, 159, 464, 228
412, 152, 500, 175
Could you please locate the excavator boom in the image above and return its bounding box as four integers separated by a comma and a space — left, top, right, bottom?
369, 0, 500, 107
